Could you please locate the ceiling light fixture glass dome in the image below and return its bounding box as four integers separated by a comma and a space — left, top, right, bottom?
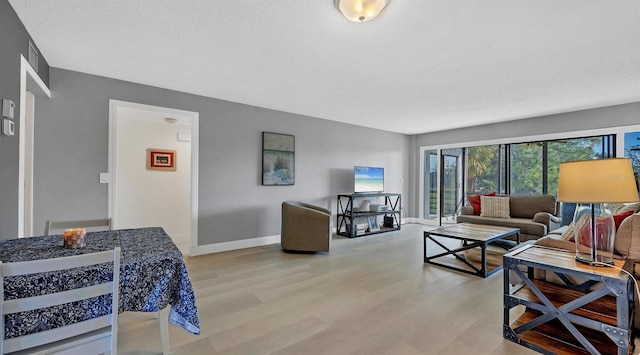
335, 0, 390, 23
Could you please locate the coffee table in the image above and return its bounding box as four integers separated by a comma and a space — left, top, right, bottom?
423, 223, 520, 277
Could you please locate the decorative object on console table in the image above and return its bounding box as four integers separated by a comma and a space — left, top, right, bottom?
262, 132, 295, 186
557, 158, 639, 265
367, 216, 379, 232
383, 215, 394, 228
147, 148, 177, 171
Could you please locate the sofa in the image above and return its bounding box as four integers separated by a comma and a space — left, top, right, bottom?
281, 201, 332, 252
456, 194, 562, 241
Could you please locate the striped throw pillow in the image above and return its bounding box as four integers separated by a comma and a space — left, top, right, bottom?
480, 196, 510, 219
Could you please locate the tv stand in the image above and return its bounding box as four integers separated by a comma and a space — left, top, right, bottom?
336, 193, 401, 238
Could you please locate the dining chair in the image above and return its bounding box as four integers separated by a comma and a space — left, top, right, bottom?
44, 218, 112, 236
1, 247, 121, 355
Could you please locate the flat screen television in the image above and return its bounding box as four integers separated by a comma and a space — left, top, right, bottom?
354, 166, 384, 193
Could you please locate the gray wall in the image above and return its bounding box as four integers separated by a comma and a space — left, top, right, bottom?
0, 0, 49, 238
407, 102, 640, 216
33, 68, 411, 245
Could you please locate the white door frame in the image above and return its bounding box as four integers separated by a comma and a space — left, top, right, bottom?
108, 100, 199, 255
18, 55, 50, 237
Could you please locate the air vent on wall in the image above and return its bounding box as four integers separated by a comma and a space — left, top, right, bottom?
28, 41, 38, 72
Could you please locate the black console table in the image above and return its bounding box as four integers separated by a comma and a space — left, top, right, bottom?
336, 193, 401, 238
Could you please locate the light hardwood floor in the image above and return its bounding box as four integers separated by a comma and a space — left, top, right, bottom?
118, 223, 611, 354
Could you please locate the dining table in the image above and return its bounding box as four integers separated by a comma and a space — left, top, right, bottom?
0, 226, 200, 354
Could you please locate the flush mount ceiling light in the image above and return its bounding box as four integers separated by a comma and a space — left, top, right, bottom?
335, 0, 390, 23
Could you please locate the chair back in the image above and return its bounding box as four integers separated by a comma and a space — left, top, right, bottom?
45, 218, 112, 236
1, 247, 121, 354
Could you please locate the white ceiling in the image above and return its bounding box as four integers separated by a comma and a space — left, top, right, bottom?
9, 0, 640, 135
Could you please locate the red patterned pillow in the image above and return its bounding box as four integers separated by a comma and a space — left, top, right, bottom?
468, 192, 497, 215
614, 210, 634, 230
576, 219, 607, 248
574, 211, 631, 247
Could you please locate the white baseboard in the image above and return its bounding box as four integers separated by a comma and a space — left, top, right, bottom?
189, 234, 280, 256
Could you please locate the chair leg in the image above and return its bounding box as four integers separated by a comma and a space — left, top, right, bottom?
159, 306, 171, 355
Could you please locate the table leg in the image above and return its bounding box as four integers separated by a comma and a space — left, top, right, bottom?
159, 306, 171, 355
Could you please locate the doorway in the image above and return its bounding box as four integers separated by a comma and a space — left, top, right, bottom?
420, 147, 464, 226
108, 100, 199, 255
18, 56, 50, 237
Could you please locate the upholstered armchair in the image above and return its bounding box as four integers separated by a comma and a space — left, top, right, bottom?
281, 201, 332, 252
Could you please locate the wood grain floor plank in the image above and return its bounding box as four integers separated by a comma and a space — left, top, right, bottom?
119, 223, 629, 354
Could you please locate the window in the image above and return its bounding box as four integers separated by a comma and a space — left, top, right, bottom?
466, 135, 614, 197
422, 133, 615, 226
466, 145, 504, 194
624, 131, 640, 192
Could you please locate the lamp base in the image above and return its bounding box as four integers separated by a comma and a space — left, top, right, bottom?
572, 202, 615, 268
575, 255, 613, 266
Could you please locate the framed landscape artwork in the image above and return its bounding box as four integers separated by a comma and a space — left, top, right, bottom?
147, 148, 177, 171
262, 132, 295, 186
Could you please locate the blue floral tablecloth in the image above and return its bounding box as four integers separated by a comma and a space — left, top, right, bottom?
1, 227, 200, 338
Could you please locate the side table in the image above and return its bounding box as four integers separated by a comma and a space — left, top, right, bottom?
503, 244, 634, 355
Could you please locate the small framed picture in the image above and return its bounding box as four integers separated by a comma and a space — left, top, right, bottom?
368, 216, 380, 232
147, 149, 177, 171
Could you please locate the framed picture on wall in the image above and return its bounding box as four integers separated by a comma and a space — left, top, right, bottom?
147, 149, 177, 171
262, 132, 295, 185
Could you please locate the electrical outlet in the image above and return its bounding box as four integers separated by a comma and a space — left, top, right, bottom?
99, 173, 110, 184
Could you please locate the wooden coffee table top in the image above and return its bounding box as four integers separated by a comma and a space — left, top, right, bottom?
427, 223, 519, 242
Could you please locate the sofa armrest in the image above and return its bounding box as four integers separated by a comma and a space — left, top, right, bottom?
533, 212, 562, 232
460, 206, 475, 215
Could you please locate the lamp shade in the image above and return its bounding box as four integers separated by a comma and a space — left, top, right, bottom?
557, 158, 639, 203
335, 0, 390, 22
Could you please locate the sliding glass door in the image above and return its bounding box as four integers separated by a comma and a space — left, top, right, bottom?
423, 150, 438, 222
422, 148, 464, 225
441, 149, 463, 224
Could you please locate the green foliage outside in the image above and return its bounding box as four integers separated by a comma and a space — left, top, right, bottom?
429, 187, 457, 214
467, 137, 604, 197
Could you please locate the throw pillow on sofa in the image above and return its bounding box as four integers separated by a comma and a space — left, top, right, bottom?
561, 210, 634, 243
468, 192, 497, 215
480, 196, 510, 219
614, 210, 635, 229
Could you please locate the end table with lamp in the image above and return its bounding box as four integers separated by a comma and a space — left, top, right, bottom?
556, 158, 640, 265
503, 244, 635, 354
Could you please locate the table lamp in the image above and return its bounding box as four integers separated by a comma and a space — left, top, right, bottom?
557, 158, 639, 265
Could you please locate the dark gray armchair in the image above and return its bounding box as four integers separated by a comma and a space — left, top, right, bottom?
281, 201, 332, 252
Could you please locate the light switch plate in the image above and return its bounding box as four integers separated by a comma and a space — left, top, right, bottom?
177, 132, 191, 142
2, 99, 15, 119
1, 119, 14, 136
99, 173, 110, 184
